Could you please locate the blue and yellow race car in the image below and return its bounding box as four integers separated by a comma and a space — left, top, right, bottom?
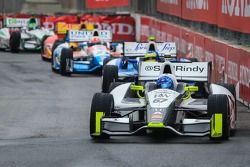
102, 41, 178, 92
51, 29, 115, 76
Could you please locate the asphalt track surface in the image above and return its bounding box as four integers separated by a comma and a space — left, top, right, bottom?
0, 51, 250, 167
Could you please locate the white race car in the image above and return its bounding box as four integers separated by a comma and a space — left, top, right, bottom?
0, 17, 54, 52
90, 60, 237, 141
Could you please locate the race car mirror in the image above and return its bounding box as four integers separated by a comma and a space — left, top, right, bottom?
130, 85, 144, 91
182, 86, 199, 100
130, 85, 145, 98
184, 86, 199, 92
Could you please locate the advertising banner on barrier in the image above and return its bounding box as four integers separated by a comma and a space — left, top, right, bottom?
217, 0, 250, 33
139, 15, 250, 104
42, 15, 79, 32
86, 0, 129, 9
239, 50, 250, 102
182, 0, 217, 25
157, 0, 182, 17
140, 16, 151, 41
204, 37, 215, 81
214, 41, 227, 84
81, 15, 135, 41
157, 0, 250, 33
180, 29, 195, 58
42, 16, 57, 30
227, 46, 240, 85
193, 33, 205, 61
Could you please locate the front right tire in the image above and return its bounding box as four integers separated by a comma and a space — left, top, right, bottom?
208, 94, 230, 140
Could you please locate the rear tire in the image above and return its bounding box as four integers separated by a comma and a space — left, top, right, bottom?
52, 39, 64, 55
90, 93, 114, 139
102, 65, 118, 93
60, 48, 73, 76
41, 35, 49, 61
10, 31, 21, 53
208, 94, 230, 140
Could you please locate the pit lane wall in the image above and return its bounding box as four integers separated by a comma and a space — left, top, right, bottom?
137, 15, 250, 106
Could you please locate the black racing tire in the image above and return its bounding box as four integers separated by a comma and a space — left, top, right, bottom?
219, 83, 237, 135
208, 94, 230, 140
41, 35, 50, 61
60, 48, 73, 76
102, 65, 118, 93
90, 93, 114, 139
51, 52, 59, 73
51, 39, 64, 56
109, 82, 124, 93
51, 39, 64, 73
103, 57, 111, 66
9, 31, 21, 53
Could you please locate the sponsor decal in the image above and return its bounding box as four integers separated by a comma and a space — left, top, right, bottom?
222, 0, 250, 17
69, 30, 91, 39
95, 23, 134, 36
159, 0, 178, 5
5, 18, 29, 27
186, 0, 208, 10
153, 98, 168, 103
145, 65, 161, 71
134, 43, 147, 51
159, 43, 176, 53
175, 65, 205, 73
227, 60, 238, 81
240, 65, 250, 87
151, 111, 163, 120
154, 92, 170, 98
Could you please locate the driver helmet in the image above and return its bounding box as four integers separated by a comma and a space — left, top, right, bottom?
90, 37, 101, 44
28, 17, 38, 30
156, 74, 175, 90
148, 35, 156, 42
144, 52, 157, 62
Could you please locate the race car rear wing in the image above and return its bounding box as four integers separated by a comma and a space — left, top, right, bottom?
138, 61, 211, 82
172, 62, 212, 82
124, 42, 176, 57
4, 17, 40, 28
56, 22, 82, 34
68, 29, 112, 42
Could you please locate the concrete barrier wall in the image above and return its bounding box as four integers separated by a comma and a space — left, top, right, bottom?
137, 14, 250, 107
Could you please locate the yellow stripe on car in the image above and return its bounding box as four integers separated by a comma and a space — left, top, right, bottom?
95, 112, 104, 135
148, 122, 165, 128
210, 113, 223, 138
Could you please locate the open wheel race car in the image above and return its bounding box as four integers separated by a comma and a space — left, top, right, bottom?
102, 41, 195, 93
90, 61, 237, 141
51, 29, 121, 76
0, 17, 54, 52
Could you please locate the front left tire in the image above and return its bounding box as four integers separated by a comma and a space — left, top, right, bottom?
90, 93, 114, 139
